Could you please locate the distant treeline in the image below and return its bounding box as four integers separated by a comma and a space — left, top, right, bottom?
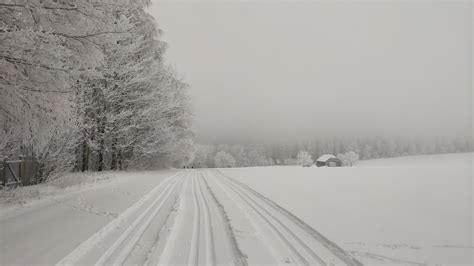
191, 136, 473, 168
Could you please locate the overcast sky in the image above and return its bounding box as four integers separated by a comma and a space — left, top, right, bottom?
148, 1, 472, 144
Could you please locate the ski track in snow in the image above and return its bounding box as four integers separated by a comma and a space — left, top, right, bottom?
56, 170, 360, 265
56, 171, 183, 265
196, 173, 216, 266
187, 174, 202, 266
216, 173, 322, 265
214, 170, 363, 266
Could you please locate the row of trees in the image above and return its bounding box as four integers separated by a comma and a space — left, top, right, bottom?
1, 1, 193, 180
263, 136, 472, 165
191, 136, 472, 168
191, 144, 274, 168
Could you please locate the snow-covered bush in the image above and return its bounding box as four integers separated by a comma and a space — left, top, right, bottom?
296, 150, 313, 167
214, 151, 236, 168
346, 151, 359, 166
337, 151, 359, 166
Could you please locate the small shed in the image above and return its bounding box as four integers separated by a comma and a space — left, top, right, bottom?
316, 154, 342, 167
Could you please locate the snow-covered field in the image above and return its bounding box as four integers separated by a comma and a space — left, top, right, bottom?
221, 153, 473, 265
0, 153, 471, 265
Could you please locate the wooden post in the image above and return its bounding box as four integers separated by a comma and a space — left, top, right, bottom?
18, 155, 23, 181
0, 159, 6, 186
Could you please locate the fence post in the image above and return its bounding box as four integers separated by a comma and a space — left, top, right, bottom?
0, 159, 6, 186
19, 155, 23, 182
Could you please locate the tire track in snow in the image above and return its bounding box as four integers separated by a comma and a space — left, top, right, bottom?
158, 170, 246, 266
144, 191, 181, 266
56, 171, 183, 266
196, 173, 216, 266
156, 175, 191, 266
187, 173, 201, 266
103, 175, 185, 265
220, 174, 326, 265
217, 170, 363, 266
200, 173, 248, 266
215, 173, 310, 265
208, 171, 284, 264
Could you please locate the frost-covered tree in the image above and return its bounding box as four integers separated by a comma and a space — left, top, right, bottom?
0, 0, 127, 176
1, 0, 194, 179
214, 151, 236, 168
337, 151, 359, 167
68, 3, 194, 171
336, 153, 348, 166
361, 144, 372, 160
347, 151, 359, 166
296, 150, 313, 167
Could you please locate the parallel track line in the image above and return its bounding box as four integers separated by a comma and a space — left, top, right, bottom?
220, 170, 362, 266
111, 175, 185, 265
220, 173, 326, 265
209, 172, 288, 265
187, 173, 200, 266
218, 176, 310, 265
196, 173, 216, 266
56, 171, 182, 266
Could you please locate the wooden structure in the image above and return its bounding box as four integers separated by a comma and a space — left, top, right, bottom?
0, 156, 39, 187
316, 154, 342, 167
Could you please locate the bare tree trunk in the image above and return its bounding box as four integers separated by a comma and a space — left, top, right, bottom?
118, 149, 123, 170
111, 136, 117, 170
81, 134, 88, 172
97, 115, 105, 171
96, 80, 108, 172
74, 143, 81, 172
97, 129, 105, 172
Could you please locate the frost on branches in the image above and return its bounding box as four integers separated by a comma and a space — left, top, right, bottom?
0, 1, 193, 181
296, 150, 313, 167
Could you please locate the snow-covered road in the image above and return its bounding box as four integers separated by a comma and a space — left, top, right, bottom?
1, 170, 361, 265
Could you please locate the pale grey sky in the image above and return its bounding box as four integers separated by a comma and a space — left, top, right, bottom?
148, 1, 472, 143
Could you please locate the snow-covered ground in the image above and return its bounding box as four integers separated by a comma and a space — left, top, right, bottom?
0, 170, 178, 265
220, 153, 473, 265
1, 169, 360, 265
52, 170, 358, 265
1, 153, 471, 265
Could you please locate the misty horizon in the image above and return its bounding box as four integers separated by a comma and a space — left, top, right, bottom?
150, 1, 472, 144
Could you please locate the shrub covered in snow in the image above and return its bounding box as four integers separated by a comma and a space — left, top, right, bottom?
337, 151, 360, 166
296, 150, 313, 167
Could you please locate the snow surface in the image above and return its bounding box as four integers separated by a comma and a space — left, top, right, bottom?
1, 153, 471, 265
220, 153, 474, 265
1, 169, 360, 265
0, 170, 177, 265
